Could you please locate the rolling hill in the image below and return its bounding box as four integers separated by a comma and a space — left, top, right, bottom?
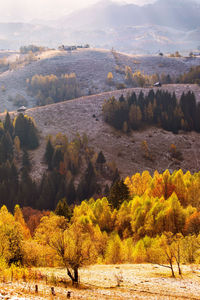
5, 83, 200, 182
0, 48, 200, 112
0, 47, 199, 182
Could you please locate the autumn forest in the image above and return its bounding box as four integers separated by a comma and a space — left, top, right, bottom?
0, 109, 199, 284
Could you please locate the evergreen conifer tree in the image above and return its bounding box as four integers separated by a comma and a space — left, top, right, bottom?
55, 197, 71, 219
104, 184, 110, 197
77, 161, 97, 201
0, 132, 13, 163
108, 179, 130, 209
14, 113, 27, 147
44, 138, 54, 170
4, 112, 14, 137
14, 114, 39, 149
27, 118, 39, 149
22, 149, 31, 171
52, 147, 63, 170
67, 179, 76, 205
119, 95, 125, 103
112, 168, 120, 186
96, 151, 106, 164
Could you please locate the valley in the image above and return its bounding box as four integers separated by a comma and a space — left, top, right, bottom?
0, 1, 200, 299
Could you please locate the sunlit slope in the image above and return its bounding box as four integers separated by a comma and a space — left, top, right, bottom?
7, 84, 200, 180
0, 48, 200, 112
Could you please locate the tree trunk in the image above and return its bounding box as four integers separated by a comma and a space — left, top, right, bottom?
177, 261, 182, 276
74, 267, 79, 284
178, 264, 182, 276
175, 244, 182, 276
67, 267, 79, 285
67, 268, 74, 284
171, 266, 175, 278
169, 261, 175, 278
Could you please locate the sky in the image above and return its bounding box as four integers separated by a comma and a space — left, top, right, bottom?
0, 0, 199, 22
0, 0, 156, 22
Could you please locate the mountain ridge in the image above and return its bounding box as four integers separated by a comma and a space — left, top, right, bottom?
0, 0, 200, 53
56, 0, 200, 30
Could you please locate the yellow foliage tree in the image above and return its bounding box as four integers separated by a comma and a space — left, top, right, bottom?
107, 72, 114, 85
0, 206, 24, 265
105, 233, 123, 264
14, 205, 31, 240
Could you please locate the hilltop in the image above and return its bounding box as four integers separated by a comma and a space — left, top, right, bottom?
0, 48, 200, 112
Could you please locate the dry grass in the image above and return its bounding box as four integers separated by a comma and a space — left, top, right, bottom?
0, 50, 200, 183
0, 264, 200, 299
0, 48, 200, 112
4, 84, 199, 182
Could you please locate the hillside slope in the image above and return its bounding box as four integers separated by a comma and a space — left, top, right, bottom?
0, 48, 200, 112
7, 84, 200, 181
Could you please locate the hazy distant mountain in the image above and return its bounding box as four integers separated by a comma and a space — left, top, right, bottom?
56, 0, 200, 30
144, 0, 200, 30
50, 0, 200, 53
0, 22, 66, 49
0, 0, 199, 53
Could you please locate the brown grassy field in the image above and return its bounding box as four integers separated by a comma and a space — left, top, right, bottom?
0, 264, 200, 299
0, 48, 200, 112
5, 83, 199, 181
